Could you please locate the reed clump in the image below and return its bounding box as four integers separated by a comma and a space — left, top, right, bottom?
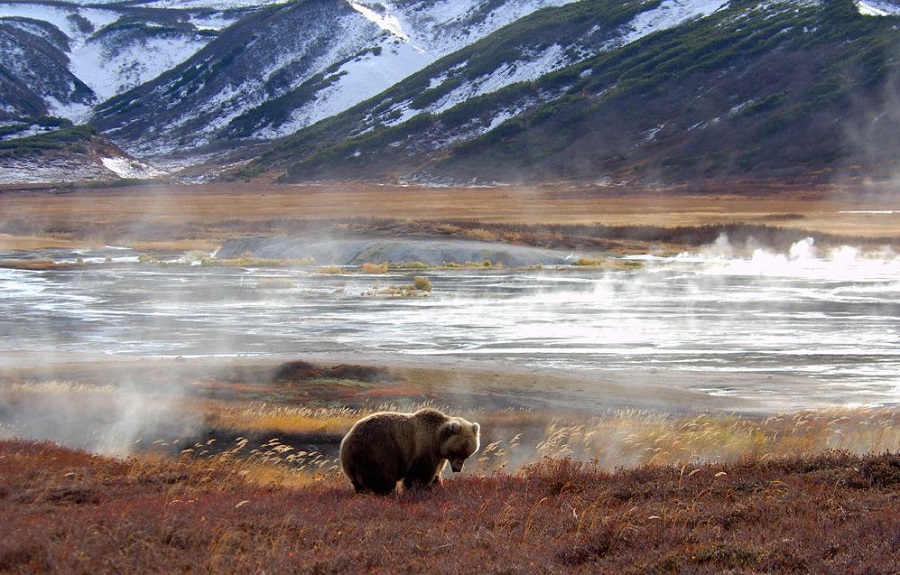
466, 408, 900, 475
361, 262, 388, 273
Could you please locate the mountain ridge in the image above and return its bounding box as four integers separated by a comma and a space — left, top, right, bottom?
258, 0, 900, 186
2, 0, 900, 186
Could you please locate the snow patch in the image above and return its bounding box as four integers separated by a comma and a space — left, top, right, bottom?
0, 156, 159, 184
100, 156, 167, 179
190, 13, 242, 31
431, 44, 569, 116
486, 107, 525, 132
0, 123, 53, 141
45, 97, 93, 125
349, 2, 409, 42
855, 0, 900, 16
644, 124, 665, 141
619, 0, 730, 45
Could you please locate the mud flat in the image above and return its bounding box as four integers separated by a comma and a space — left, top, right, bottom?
216, 236, 574, 266
0, 351, 817, 417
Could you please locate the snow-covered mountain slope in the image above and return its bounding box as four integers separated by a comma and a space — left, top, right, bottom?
0, 14, 94, 121
3, 0, 900, 185
0, 1, 278, 121
258, 0, 900, 185
856, 0, 900, 15
344, 0, 729, 141
90, 0, 739, 161
1, 0, 584, 178
91, 0, 580, 159
0, 0, 283, 182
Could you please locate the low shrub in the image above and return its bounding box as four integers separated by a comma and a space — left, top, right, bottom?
2, 440, 898, 574
361, 262, 388, 273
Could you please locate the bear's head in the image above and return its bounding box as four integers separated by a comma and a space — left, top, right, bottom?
441, 418, 481, 473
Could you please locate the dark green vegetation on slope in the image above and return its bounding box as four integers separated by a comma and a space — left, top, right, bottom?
93, 0, 360, 148
259, 0, 900, 185
0, 121, 97, 158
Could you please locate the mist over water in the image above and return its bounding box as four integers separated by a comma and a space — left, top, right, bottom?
1, 236, 898, 432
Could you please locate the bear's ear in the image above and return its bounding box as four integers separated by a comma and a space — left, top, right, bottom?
448, 421, 461, 434
472, 422, 480, 435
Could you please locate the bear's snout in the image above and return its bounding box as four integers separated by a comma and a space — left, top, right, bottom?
450, 460, 464, 473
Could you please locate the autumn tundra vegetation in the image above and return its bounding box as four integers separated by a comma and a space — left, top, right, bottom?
2, 376, 899, 574
1, 183, 899, 573
2, 435, 899, 574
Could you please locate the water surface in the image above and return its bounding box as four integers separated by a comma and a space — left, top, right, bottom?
2, 238, 898, 409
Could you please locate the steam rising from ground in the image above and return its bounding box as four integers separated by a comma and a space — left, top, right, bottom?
679, 233, 898, 279
1, 380, 199, 457
1, 234, 899, 458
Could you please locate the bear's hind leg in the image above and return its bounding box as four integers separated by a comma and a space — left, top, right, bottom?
359, 468, 399, 495
367, 477, 398, 495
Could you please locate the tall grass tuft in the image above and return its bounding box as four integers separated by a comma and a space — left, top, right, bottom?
477, 408, 900, 473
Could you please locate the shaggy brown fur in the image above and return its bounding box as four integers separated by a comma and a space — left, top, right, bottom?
340, 408, 480, 495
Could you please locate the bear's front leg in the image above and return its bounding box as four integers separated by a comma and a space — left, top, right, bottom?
402, 473, 435, 490
429, 459, 447, 485
403, 459, 443, 490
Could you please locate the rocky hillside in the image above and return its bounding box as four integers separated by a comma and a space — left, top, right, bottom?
1, 0, 578, 180
2, 0, 899, 185
255, 0, 900, 185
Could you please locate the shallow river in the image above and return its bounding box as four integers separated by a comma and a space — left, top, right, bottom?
1, 238, 898, 409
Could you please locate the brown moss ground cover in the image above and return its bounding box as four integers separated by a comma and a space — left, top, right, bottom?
1, 439, 898, 574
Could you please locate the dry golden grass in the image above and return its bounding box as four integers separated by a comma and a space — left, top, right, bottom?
7, 372, 897, 482
204, 402, 358, 437
1, 181, 898, 252
0, 233, 88, 250
0, 259, 83, 270
361, 262, 388, 273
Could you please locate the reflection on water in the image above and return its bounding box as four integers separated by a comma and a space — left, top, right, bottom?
1, 238, 898, 407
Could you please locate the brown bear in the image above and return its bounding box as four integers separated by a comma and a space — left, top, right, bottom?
339, 407, 481, 495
